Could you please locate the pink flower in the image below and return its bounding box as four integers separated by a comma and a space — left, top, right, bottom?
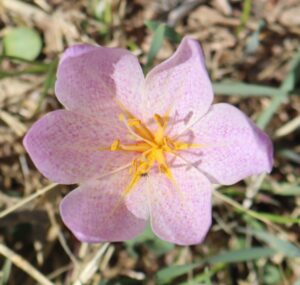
24, 37, 273, 245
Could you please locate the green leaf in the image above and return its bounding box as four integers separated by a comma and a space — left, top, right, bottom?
280, 49, 300, 93
145, 20, 181, 43
245, 20, 266, 54
257, 48, 300, 129
156, 247, 275, 284
3, 27, 42, 61
157, 264, 199, 285
125, 224, 174, 257
237, 0, 252, 33
263, 265, 282, 285
178, 264, 225, 285
35, 59, 58, 114
279, 149, 300, 164
206, 247, 276, 264
0, 259, 11, 285
245, 230, 300, 258
255, 212, 300, 224
145, 23, 166, 72
213, 82, 283, 97
262, 181, 300, 196
145, 20, 159, 31
256, 92, 286, 129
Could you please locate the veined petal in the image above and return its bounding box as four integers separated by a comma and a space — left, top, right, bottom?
143, 36, 213, 134
125, 176, 150, 220
180, 103, 273, 185
147, 162, 212, 246
60, 170, 147, 243
24, 110, 134, 184
55, 44, 145, 118
59, 44, 98, 64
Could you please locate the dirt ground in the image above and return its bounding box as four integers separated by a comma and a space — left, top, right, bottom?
0, 0, 300, 284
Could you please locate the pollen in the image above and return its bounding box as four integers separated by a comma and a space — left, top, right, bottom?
100, 111, 200, 196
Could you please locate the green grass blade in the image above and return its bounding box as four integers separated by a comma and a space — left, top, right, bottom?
237, 0, 252, 33
206, 247, 276, 264
257, 92, 287, 129
279, 149, 300, 164
156, 247, 275, 284
257, 48, 300, 129
145, 20, 181, 43
280, 49, 300, 92
145, 23, 166, 72
213, 82, 283, 97
262, 181, 300, 196
156, 263, 199, 285
0, 259, 11, 285
247, 230, 300, 257
35, 59, 58, 114
256, 212, 300, 224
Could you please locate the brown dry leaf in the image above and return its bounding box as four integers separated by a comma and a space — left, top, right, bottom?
279, 5, 300, 27
212, 0, 232, 16
188, 5, 239, 29
0, 78, 34, 107
1, 0, 82, 54
0, 110, 27, 137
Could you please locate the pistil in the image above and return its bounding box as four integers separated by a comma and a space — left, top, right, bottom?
100, 112, 200, 196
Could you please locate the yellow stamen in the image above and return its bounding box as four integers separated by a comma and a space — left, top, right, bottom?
99, 110, 204, 196
173, 142, 203, 150
119, 113, 157, 147
127, 118, 154, 142
154, 114, 168, 144
154, 114, 165, 128
111, 139, 120, 151
123, 159, 153, 195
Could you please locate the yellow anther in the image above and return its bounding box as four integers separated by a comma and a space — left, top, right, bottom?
154, 114, 165, 128
118, 113, 126, 122
129, 159, 138, 174
130, 121, 154, 142
174, 142, 203, 150
111, 139, 120, 151
162, 137, 172, 152
128, 118, 142, 127
173, 142, 189, 150
154, 114, 167, 144
100, 110, 203, 198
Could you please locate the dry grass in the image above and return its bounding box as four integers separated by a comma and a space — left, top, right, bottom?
0, 0, 299, 284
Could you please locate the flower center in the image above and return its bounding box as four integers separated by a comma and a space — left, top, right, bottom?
101, 111, 199, 196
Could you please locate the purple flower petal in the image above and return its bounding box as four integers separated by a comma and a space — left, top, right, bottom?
55, 44, 145, 119
143, 36, 214, 134
60, 170, 147, 243
148, 162, 212, 245
24, 110, 134, 184
180, 103, 273, 185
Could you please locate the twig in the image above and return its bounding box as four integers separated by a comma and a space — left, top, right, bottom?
0, 183, 58, 219
167, 0, 205, 26
45, 202, 79, 266
0, 243, 54, 285
243, 173, 266, 209
213, 189, 282, 232
73, 243, 109, 285
275, 115, 300, 138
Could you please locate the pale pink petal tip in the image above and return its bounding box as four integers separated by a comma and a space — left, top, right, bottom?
60, 179, 147, 243
183, 103, 274, 185
59, 44, 98, 64
23, 110, 133, 185
143, 35, 213, 134
149, 166, 212, 246
55, 43, 144, 117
